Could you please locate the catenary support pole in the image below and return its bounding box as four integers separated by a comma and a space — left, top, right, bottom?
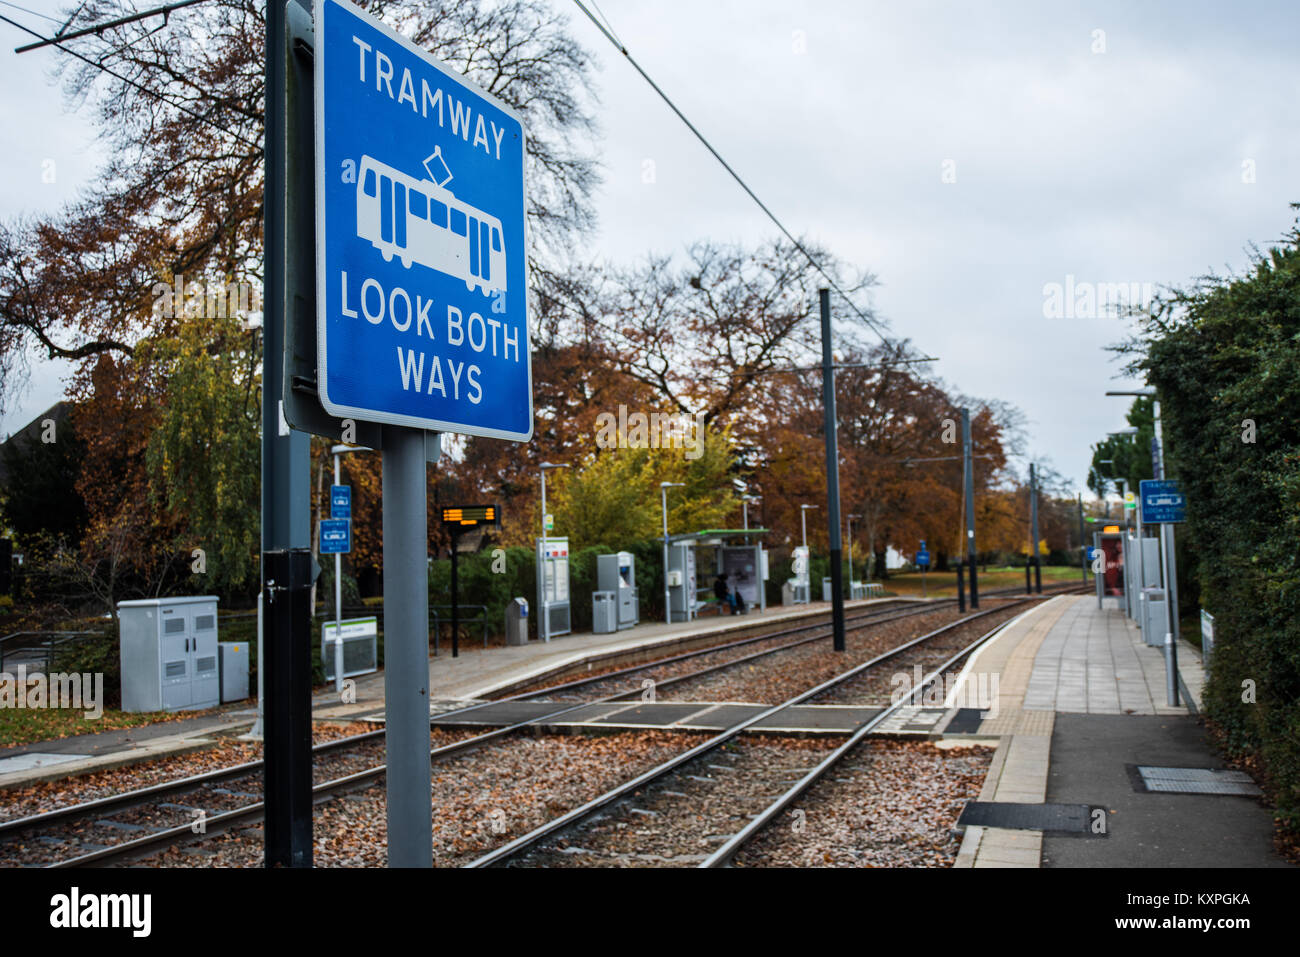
957, 561, 966, 613
382, 425, 433, 867
819, 289, 846, 652
961, 408, 978, 608
262, 0, 313, 869
1030, 463, 1042, 594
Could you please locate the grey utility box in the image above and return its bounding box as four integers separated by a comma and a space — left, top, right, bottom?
596, 552, 638, 630
218, 641, 249, 703
505, 598, 529, 646
117, 596, 220, 713
1141, 587, 1169, 647
592, 591, 617, 635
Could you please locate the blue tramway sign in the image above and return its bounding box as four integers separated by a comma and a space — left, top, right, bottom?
330, 484, 351, 519
1139, 479, 1187, 524
320, 518, 352, 554
314, 0, 532, 440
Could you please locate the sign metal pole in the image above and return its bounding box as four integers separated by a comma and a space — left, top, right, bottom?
382, 425, 433, 867
1153, 401, 1181, 707
334, 452, 343, 693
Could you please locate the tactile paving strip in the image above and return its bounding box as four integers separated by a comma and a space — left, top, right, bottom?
1134, 766, 1262, 796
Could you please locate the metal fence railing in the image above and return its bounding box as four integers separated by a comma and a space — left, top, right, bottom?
0, 630, 104, 675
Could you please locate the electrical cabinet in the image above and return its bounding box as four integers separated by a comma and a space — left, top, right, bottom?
219, 641, 249, 703
117, 596, 220, 713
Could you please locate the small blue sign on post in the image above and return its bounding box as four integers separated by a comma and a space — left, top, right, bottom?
320, 518, 352, 554
330, 484, 351, 519
916, 541, 931, 568
314, 0, 532, 441
1139, 479, 1187, 524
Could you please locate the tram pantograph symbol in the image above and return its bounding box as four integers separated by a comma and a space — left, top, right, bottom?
357, 153, 506, 296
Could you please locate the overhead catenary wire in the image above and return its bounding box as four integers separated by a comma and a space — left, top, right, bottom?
1, 9, 258, 150
569, 0, 934, 364
13, 0, 211, 53
0, 0, 60, 25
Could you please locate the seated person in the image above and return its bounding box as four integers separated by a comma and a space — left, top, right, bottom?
713, 572, 736, 614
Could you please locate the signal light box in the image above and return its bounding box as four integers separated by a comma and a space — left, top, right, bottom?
314, 0, 532, 441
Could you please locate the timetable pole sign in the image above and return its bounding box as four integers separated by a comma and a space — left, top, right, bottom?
314, 0, 531, 868
328, 475, 351, 692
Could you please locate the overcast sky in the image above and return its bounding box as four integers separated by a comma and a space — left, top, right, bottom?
2, 0, 1298, 499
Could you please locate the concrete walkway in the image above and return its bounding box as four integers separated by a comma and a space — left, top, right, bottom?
954, 595, 1288, 868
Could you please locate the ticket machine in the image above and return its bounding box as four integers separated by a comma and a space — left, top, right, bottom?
597, 551, 639, 630
667, 542, 697, 622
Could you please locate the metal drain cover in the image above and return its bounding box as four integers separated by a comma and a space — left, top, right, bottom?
1134, 766, 1262, 796
957, 802, 1095, 833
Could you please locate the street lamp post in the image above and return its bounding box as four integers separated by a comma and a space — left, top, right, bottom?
661, 482, 685, 624
742, 494, 761, 531
800, 504, 818, 550
538, 462, 570, 642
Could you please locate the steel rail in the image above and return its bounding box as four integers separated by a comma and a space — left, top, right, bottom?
522, 599, 959, 700
6, 599, 928, 847
700, 599, 1058, 867
33, 589, 1078, 866
464, 599, 1032, 868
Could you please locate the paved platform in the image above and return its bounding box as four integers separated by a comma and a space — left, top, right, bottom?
953, 595, 1290, 868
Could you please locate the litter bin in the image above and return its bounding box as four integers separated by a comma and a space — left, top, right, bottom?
505, 597, 529, 646
822, 577, 833, 602
592, 591, 617, 634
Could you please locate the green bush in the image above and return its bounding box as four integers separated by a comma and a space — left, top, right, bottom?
1137, 221, 1300, 837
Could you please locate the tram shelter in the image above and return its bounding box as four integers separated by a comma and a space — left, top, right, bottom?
666, 529, 769, 622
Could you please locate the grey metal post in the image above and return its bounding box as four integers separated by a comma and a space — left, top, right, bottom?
661, 482, 682, 624
1134, 479, 1144, 611
334, 452, 343, 694
262, 0, 312, 869
1078, 493, 1087, 582
382, 425, 432, 867
962, 408, 978, 608
540, 469, 548, 642
1030, 463, 1041, 593
662, 486, 670, 625
1154, 401, 1181, 706
743, 499, 749, 530
819, 289, 846, 652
